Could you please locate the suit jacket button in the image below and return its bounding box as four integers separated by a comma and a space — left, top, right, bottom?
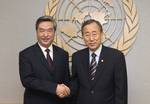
91, 90, 94, 94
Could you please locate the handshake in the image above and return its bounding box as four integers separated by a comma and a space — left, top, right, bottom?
56, 84, 70, 98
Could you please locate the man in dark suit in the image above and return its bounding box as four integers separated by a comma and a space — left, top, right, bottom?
71, 19, 127, 104
19, 16, 70, 104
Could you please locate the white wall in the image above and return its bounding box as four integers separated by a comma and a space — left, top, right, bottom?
127, 0, 150, 104
0, 0, 149, 104
0, 0, 48, 103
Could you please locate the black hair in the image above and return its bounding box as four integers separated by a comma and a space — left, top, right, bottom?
81, 19, 103, 34
35, 16, 57, 31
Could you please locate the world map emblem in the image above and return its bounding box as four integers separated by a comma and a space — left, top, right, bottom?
45, 0, 139, 61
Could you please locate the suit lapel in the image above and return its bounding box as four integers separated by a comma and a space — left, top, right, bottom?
82, 48, 91, 87
91, 45, 106, 87
34, 43, 53, 74
52, 45, 58, 73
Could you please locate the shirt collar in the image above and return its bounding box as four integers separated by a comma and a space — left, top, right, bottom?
89, 44, 102, 57
38, 43, 53, 53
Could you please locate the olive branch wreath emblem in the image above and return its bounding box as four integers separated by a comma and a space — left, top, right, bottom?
45, 0, 139, 55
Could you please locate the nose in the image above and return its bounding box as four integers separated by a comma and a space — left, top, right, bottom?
89, 35, 94, 41
43, 31, 49, 37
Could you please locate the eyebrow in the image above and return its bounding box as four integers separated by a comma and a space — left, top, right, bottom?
84, 31, 97, 33
39, 27, 53, 30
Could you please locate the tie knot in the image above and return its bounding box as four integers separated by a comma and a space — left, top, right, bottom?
91, 53, 96, 58
45, 49, 50, 53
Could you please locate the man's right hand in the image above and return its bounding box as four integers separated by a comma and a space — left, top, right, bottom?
56, 84, 70, 98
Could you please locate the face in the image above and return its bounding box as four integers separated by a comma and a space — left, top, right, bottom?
36, 21, 55, 48
82, 22, 103, 52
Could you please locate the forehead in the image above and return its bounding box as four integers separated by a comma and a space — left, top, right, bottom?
83, 22, 100, 31
38, 21, 54, 28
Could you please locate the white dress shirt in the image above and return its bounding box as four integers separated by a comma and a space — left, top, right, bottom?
89, 45, 102, 64
38, 43, 53, 60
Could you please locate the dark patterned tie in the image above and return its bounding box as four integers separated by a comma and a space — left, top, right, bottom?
45, 49, 53, 68
89, 53, 97, 80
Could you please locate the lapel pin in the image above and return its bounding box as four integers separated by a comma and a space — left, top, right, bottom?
101, 59, 104, 63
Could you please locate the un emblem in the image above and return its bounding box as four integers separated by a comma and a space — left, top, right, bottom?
45, 0, 139, 60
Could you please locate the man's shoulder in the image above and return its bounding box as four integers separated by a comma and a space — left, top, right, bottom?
19, 43, 37, 55
72, 48, 88, 57
102, 45, 124, 56
53, 44, 68, 55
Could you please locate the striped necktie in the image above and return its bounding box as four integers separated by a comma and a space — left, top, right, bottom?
89, 53, 97, 80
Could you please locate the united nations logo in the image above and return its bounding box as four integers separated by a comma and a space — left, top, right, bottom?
45, 0, 139, 60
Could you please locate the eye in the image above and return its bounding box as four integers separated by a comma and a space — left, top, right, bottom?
93, 33, 97, 36
92, 32, 97, 36
38, 28, 54, 33
47, 28, 54, 33
84, 33, 90, 37
39, 29, 45, 32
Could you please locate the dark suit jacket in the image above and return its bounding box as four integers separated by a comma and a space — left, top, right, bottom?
19, 43, 70, 104
71, 45, 127, 104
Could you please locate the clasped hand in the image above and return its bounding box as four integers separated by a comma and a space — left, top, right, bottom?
56, 84, 70, 98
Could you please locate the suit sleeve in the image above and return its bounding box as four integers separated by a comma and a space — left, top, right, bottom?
19, 52, 57, 95
114, 52, 128, 104
70, 53, 79, 96
63, 52, 70, 86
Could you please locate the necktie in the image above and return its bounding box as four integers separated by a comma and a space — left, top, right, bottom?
89, 53, 97, 80
45, 49, 53, 68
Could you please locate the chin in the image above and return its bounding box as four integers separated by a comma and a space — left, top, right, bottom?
43, 41, 51, 45
40, 43, 50, 48
89, 47, 96, 51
